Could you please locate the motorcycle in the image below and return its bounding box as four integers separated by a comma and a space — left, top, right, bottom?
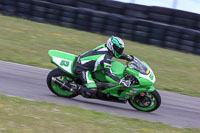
47, 50, 161, 112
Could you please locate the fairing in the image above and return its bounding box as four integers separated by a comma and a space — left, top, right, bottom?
94, 60, 125, 82
48, 50, 77, 75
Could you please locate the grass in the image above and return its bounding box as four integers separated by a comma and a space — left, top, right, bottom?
0, 14, 200, 97
0, 94, 199, 133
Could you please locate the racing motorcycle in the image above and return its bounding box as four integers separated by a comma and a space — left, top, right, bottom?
46, 50, 161, 112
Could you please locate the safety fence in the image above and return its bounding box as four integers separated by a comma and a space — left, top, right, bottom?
0, 0, 200, 55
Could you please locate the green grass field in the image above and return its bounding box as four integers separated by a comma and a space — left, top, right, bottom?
0, 94, 199, 133
0, 14, 200, 98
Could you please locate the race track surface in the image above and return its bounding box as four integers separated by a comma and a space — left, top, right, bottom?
0, 61, 200, 128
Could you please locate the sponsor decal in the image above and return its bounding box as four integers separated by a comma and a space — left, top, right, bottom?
130, 89, 139, 94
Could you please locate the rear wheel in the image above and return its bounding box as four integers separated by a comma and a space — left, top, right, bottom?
128, 90, 161, 112
47, 68, 78, 98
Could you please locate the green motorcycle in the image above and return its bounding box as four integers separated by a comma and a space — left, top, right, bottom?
47, 50, 161, 112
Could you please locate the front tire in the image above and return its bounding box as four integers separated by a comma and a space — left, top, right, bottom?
128, 90, 161, 112
47, 68, 78, 98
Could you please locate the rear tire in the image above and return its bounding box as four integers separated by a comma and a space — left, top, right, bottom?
128, 90, 161, 112
47, 68, 78, 98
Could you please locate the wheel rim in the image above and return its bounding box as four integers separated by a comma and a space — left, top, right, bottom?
130, 93, 157, 111
51, 76, 73, 96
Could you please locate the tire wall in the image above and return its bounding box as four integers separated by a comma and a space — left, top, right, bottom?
0, 0, 200, 55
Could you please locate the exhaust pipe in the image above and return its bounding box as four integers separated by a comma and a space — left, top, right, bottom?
52, 77, 71, 91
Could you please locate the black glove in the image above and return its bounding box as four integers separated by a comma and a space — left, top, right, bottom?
126, 55, 134, 61
119, 78, 131, 87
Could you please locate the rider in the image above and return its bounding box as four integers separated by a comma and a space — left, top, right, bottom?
73, 36, 134, 97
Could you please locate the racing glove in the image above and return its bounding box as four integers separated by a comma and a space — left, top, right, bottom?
119, 78, 131, 87
119, 54, 134, 61
126, 55, 134, 61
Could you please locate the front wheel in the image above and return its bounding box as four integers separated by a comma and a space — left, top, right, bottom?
128, 90, 161, 112
47, 68, 78, 98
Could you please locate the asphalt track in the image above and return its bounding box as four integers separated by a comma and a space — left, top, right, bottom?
0, 60, 200, 128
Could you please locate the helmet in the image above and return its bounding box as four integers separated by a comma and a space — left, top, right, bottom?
106, 36, 124, 58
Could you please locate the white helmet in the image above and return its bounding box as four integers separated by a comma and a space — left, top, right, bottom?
106, 36, 125, 58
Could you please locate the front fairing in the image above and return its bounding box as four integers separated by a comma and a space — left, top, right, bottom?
126, 58, 156, 87
95, 57, 156, 98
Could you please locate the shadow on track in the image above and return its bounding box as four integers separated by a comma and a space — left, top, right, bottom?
46, 94, 159, 115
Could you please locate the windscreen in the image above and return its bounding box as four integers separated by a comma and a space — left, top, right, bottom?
129, 57, 149, 75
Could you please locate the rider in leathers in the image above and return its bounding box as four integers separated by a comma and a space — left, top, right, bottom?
74, 36, 133, 97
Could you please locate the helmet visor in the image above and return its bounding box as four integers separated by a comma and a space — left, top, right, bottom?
113, 44, 124, 56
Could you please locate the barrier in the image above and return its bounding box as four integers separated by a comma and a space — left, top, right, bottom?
0, 0, 200, 55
